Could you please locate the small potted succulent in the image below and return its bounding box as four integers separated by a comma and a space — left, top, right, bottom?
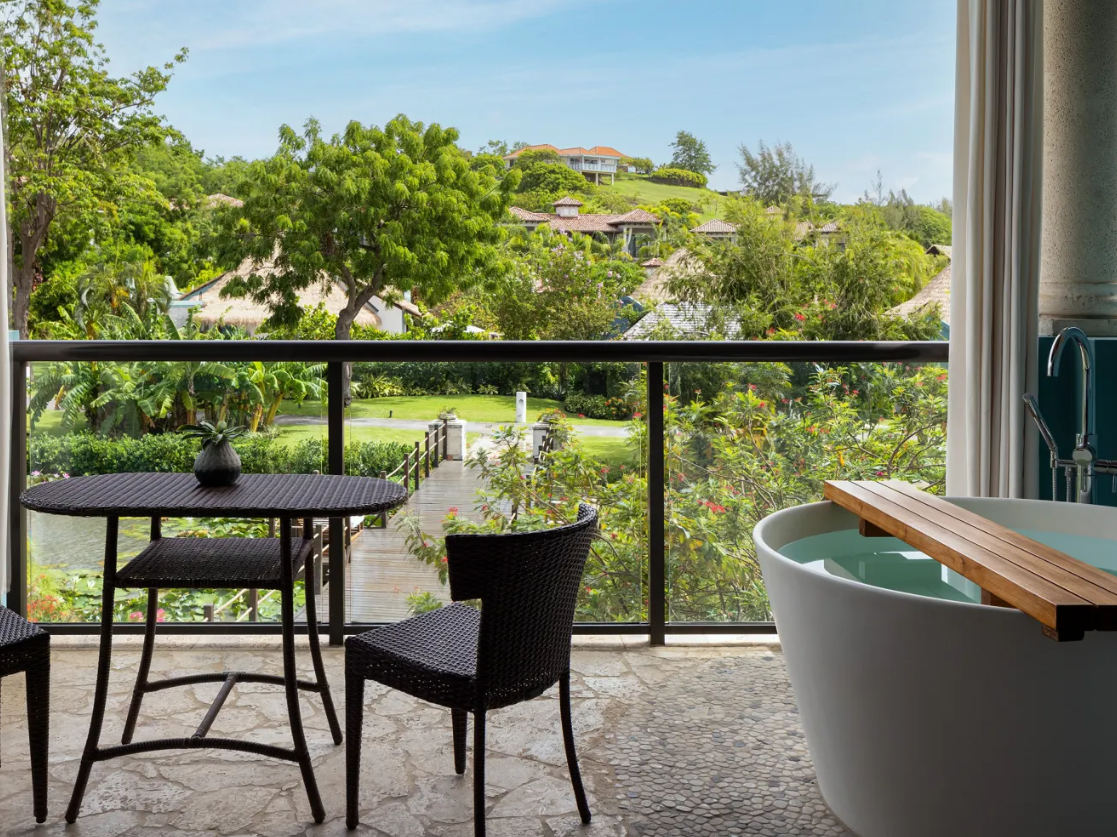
438, 405, 459, 421
180, 420, 246, 487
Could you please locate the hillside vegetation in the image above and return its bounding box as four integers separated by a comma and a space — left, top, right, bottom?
604, 173, 727, 221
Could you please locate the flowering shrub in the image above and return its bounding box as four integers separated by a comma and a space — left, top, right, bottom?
563, 393, 639, 421
26, 516, 297, 623
26, 565, 301, 623
404, 362, 947, 623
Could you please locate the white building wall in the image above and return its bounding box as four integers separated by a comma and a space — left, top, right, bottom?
373, 298, 407, 334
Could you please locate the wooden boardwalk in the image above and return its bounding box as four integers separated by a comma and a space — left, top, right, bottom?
310, 457, 486, 623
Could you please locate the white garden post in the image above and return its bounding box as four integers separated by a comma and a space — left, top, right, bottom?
430, 417, 467, 460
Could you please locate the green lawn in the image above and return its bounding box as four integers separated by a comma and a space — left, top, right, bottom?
29, 410, 77, 437
279, 394, 629, 427
272, 423, 422, 449
579, 435, 638, 471
604, 174, 727, 221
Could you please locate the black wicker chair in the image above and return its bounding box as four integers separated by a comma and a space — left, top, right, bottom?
345, 503, 599, 835
0, 605, 50, 823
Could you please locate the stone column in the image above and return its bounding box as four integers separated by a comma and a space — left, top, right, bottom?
1040, 0, 1117, 335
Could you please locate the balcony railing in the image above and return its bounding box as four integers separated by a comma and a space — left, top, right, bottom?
567, 160, 618, 172
7, 339, 949, 645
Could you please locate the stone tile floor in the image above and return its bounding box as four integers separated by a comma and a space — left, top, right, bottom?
0, 637, 852, 836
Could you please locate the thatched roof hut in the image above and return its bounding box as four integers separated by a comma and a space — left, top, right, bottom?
889, 262, 952, 326
176, 255, 418, 334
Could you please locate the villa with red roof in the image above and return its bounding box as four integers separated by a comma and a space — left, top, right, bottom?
502, 144, 627, 184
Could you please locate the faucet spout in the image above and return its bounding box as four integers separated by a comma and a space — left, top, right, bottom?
1048, 326, 1095, 448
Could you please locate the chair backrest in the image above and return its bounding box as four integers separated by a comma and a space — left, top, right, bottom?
446, 503, 598, 709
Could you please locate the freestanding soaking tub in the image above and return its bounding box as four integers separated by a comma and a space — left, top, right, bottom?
754, 497, 1117, 837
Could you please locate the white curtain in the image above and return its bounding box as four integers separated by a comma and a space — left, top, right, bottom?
0, 94, 9, 602
946, 0, 1043, 499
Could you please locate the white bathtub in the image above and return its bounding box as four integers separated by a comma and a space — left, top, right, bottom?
754, 497, 1117, 837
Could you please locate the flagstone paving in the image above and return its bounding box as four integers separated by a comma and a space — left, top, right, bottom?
0, 638, 853, 836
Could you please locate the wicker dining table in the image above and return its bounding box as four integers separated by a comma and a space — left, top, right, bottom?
20, 471, 407, 824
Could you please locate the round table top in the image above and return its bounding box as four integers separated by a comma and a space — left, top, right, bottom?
20, 472, 408, 518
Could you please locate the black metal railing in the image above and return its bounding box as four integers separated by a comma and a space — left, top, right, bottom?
7, 339, 949, 645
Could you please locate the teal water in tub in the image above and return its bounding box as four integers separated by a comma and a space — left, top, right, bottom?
778, 528, 1117, 603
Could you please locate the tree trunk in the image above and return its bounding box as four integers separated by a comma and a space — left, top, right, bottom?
335, 306, 358, 407
335, 269, 382, 406
12, 260, 34, 339
264, 396, 283, 428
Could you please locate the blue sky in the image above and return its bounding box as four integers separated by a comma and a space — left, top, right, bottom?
96, 0, 956, 203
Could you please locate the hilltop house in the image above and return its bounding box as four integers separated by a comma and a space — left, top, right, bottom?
508, 197, 660, 256
171, 255, 420, 335
502, 144, 627, 184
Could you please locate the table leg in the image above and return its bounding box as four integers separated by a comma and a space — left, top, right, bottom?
280, 517, 326, 823
304, 546, 343, 744
66, 515, 119, 823
121, 587, 159, 745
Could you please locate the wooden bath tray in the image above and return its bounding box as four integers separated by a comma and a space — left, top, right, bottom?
823, 480, 1117, 642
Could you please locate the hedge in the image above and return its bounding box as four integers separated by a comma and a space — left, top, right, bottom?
29, 432, 411, 480
649, 167, 708, 188
351, 361, 640, 399
563, 393, 639, 421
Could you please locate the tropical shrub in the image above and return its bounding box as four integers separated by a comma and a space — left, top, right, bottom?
563, 393, 638, 421
649, 167, 708, 188
517, 163, 591, 196
29, 432, 410, 479
27, 565, 304, 624
404, 363, 948, 623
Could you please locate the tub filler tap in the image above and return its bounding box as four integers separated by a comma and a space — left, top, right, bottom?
1026, 327, 1108, 502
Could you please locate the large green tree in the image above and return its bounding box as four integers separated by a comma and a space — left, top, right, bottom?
221, 115, 519, 398
737, 140, 833, 206
1, 0, 186, 336
668, 131, 715, 176
671, 199, 940, 341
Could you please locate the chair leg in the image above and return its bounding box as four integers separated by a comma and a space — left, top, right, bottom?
304, 566, 343, 745
452, 709, 467, 775
345, 663, 364, 830
560, 671, 592, 824
473, 709, 486, 837
122, 587, 159, 745
26, 653, 50, 824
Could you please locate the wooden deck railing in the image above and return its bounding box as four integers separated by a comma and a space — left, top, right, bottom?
378, 419, 450, 527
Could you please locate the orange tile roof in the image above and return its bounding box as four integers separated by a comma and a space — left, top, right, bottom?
587, 145, 625, 158
506, 144, 626, 159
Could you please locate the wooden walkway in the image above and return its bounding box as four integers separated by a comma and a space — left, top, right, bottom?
310, 457, 486, 623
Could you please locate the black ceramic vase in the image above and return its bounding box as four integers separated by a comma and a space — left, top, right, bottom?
194, 441, 242, 487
